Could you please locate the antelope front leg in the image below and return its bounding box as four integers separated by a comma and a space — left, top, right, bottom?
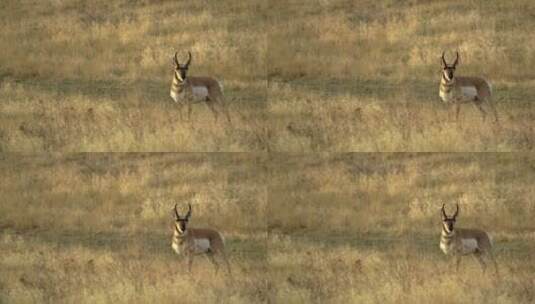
187, 103, 193, 121
455, 255, 462, 272
187, 255, 195, 273
176, 103, 185, 121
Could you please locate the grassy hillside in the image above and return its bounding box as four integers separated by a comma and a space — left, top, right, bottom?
268, 0, 535, 151
268, 153, 535, 303
1, 153, 534, 303
0, 0, 267, 152
0, 153, 268, 303
2, 1, 534, 152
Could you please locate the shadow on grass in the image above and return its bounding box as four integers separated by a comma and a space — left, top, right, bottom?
21, 228, 267, 262
269, 77, 438, 104
269, 230, 534, 260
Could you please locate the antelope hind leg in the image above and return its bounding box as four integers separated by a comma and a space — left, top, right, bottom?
484, 97, 499, 123
474, 252, 487, 273
488, 252, 500, 278
207, 253, 220, 274
218, 99, 232, 123
205, 101, 219, 122
473, 99, 487, 121
222, 253, 232, 276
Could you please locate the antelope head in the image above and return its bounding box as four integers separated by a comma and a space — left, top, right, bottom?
173, 51, 192, 81
174, 203, 192, 234
441, 51, 459, 82
441, 203, 459, 233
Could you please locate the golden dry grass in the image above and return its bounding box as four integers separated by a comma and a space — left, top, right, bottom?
268, 153, 535, 303
0, 0, 267, 152
0, 154, 268, 303
2, 1, 535, 303
1, 154, 534, 303
268, 0, 535, 151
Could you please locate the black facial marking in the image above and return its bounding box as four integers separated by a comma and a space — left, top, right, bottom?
176, 65, 188, 80
443, 218, 455, 232
175, 217, 188, 232
443, 66, 455, 80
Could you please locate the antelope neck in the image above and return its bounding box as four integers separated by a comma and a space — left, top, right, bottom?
442, 225, 455, 237
174, 223, 188, 236
442, 73, 455, 85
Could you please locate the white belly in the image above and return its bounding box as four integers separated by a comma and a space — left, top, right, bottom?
192, 86, 209, 99
461, 86, 477, 99
461, 238, 478, 254
193, 238, 211, 254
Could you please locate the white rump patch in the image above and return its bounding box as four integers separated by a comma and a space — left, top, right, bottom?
194, 238, 211, 253
461, 86, 477, 99
486, 81, 493, 94
462, 238, 478, 254
192, 86, 209, 99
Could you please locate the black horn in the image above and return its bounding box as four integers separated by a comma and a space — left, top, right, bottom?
453, 51, 459, 67
441, 51, 447, 67
173, 52, 180, 67
441, 203, 448, 219
185, 51, 192, 67
174, 203, 180, 219
186, 203, 192, 220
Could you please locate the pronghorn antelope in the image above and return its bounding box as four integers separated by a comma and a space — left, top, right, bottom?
439, 51, 498, 122
171, 203, 231, 275
170, 51, 231, 123
440, 204, 499, 275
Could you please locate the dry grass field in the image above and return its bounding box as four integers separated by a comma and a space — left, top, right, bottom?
268, 153, 535, 303
268, 0, 535, 151
1, 153, 534, 303
0, 0, 267, 152
0, 153, 268, 303
2, 1, 535, 303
